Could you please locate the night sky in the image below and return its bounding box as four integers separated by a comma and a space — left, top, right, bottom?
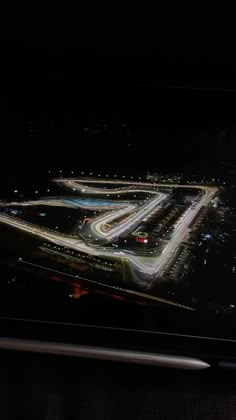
0, 6, 236, 174
1, 5, 236, 85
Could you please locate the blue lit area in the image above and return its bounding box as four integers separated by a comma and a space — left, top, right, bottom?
49, 198, 125, 208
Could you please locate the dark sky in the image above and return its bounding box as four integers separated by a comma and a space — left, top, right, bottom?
2, 5, 235, 53
0, 5, 236, 175
1, 5, 236, 86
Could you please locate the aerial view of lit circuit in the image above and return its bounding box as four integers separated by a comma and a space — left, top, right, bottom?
0, 176, 220, 311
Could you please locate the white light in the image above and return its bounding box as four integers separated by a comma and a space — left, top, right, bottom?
81, 172, 84, 175
47, 189, 50, 192
35, 190, 38, 194
14, 190, 18, 193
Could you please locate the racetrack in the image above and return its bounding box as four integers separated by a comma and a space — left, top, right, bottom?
0, 178, 218, 281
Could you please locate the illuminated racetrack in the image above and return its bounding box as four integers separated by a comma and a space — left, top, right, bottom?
0, 178, 218, 283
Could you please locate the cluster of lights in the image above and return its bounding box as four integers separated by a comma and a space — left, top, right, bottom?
136, 237, 148, 244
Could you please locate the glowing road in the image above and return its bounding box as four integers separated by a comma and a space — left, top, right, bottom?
89, 192, 167, 241
0, 178, 218, 281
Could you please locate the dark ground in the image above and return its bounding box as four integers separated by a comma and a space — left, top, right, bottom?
1, 349, 236, 420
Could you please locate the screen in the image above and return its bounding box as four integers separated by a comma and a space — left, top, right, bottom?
0, 87, 236, 341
